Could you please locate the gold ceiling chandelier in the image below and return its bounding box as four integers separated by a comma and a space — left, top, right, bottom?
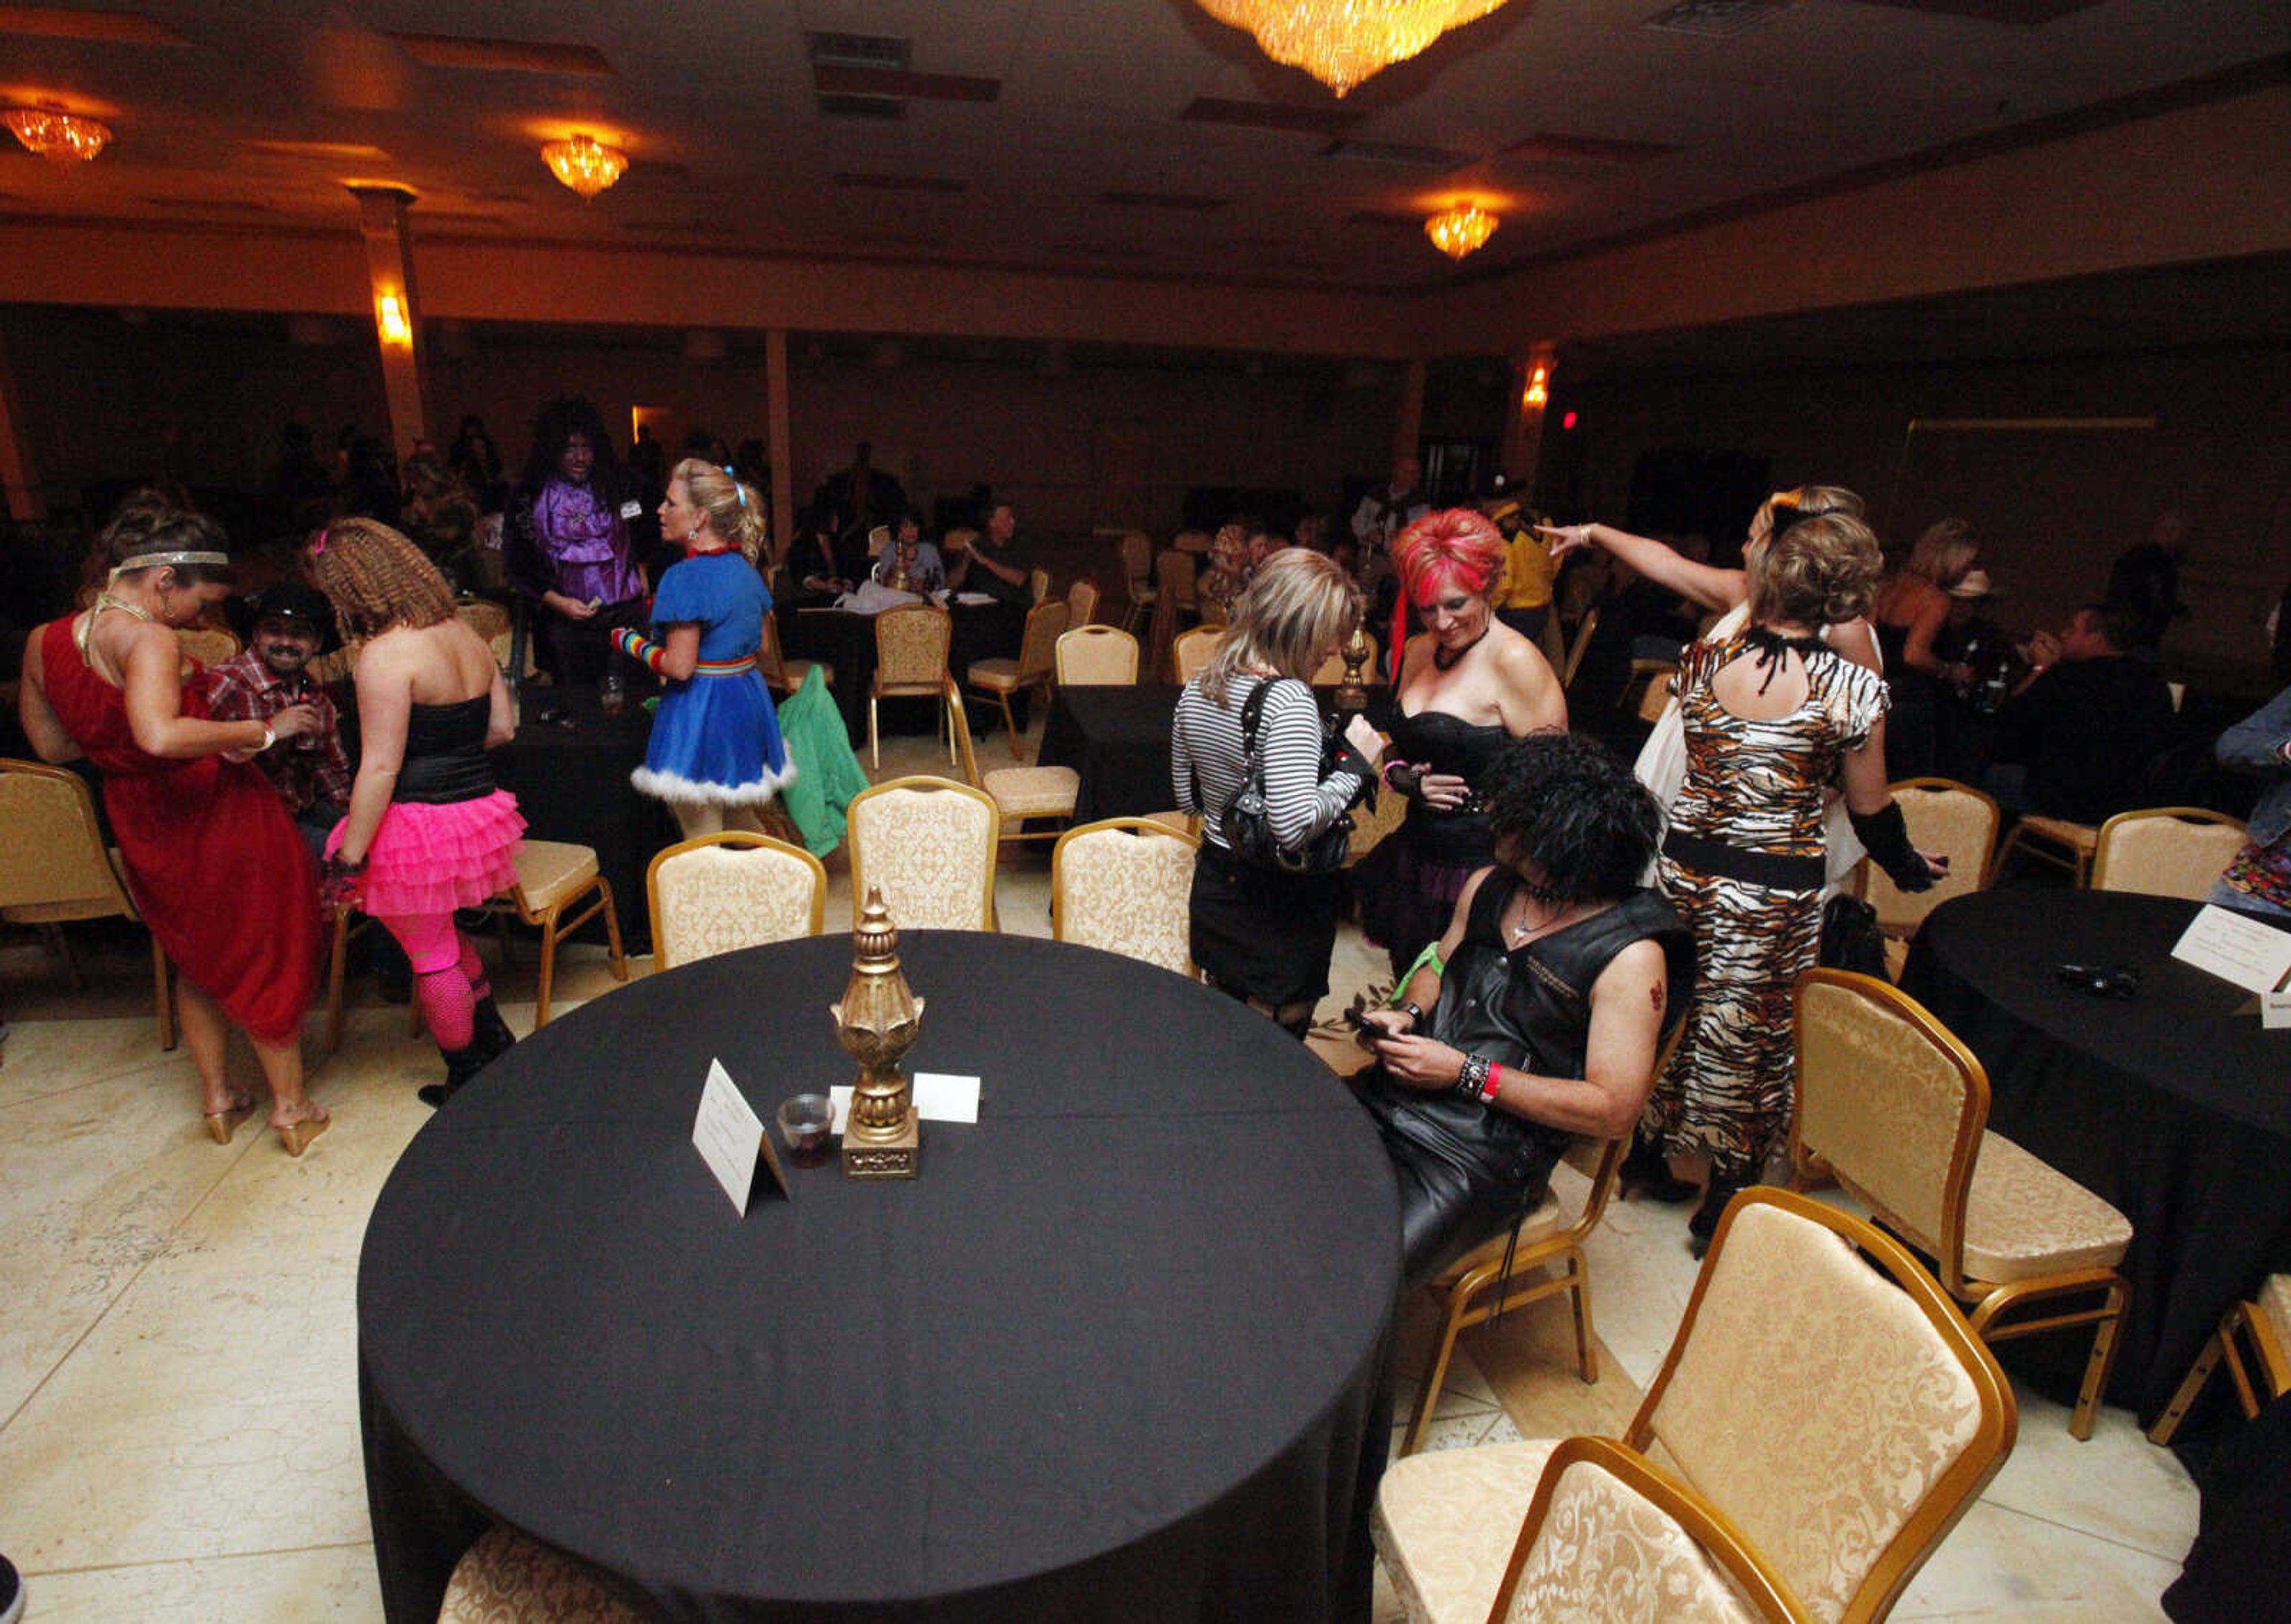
1193, 0, 1512, 97
1425, 203, 1499, 260
5, 105, 112, 166
540, 133, 626, 200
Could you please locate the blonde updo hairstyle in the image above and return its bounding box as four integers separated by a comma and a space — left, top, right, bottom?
673, 458, 768, 562
1747, 511, 1884, 629
306, 517, 456, 637
1903, 517, 1979, 588
1748, 484, 1864, 549
1198, 548, 1361, 707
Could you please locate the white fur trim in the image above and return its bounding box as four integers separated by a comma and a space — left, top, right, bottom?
629, 762, 798, 805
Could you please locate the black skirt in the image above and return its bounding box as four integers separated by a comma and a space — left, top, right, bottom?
1188, 840, 1346, 1006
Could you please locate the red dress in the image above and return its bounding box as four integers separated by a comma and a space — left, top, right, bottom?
38, 617, 321, 1045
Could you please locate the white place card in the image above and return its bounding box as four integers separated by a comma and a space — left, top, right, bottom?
829, 1073, 982, 1135
2172, 905, 2291, 996
691, 1058, 786, 1214
2264, 990, 2291, 1031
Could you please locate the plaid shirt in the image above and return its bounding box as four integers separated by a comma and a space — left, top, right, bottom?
203, 649, 353, 816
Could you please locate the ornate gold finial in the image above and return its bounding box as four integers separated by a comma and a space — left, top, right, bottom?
1335, 624, 1375, 715
831, 885, 922, 1178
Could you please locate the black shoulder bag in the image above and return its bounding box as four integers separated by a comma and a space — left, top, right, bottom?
1219, 678, 1352, 875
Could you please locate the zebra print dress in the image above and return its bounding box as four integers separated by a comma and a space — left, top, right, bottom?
1645, 632, 1888, 1178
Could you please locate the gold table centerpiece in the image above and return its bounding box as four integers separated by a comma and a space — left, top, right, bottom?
833, 886, 922, 1178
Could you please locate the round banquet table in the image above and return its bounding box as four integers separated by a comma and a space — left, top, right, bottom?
1898, 890, 2291, 1423
358, 931, 1401, 1623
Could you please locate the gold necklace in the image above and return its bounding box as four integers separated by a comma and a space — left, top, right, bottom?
75, 591, 158, 665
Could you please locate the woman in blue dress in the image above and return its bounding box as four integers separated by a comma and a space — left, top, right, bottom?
612, 460, 794, 837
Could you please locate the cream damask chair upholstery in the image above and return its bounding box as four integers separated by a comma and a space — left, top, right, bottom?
944, 683, 1079, 847
2091, 806, 2248, 900
1474, 1435, 1808, 1624
451, 598, 511, 643
645, 832, 828, 970
1050, 817, 1199, 977
1852, 778, 1999, 975
1066, 577, 1100, 628
174, 624, 240, 665
1375, 1188, 2015, 1624
868, 603, 956, 770
1790, 968, 2131, 1439
1171, 624, 1222, 684
437, 1525, 647, 1622
0, 757, 173, 1048
1117, 530, 1156, 634
1029, 565, 1052, 604
845, 773, 1000, 931
2148, 1273, 2291, 1446
965, 598, 1069, 759
1055, 624, 1140, 686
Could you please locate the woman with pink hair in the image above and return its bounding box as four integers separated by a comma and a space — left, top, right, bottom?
1351, 510, 1567, 978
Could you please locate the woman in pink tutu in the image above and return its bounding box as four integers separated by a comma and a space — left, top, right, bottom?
306, 518, 526, 1107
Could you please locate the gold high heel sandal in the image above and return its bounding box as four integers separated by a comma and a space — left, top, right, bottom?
273, 1105, 331, 1157
202, 1093, 256, 1145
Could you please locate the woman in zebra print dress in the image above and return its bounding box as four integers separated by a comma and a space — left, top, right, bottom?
1641, 511, 1943, 1250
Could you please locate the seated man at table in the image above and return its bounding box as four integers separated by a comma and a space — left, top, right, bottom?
1987, 600, 2178, 825
945, 501, 1032, 605
1353, 731, 1693, 1288
205, 579, 353, 859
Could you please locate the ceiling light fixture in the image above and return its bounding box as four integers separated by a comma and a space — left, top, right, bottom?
540, 133, 626, 200
1425, 203, 1498, 260
1193, 0, 1511, 97
5, 104, 112, 165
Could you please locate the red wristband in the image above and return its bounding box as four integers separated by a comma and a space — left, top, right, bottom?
1482, 1063, 1502, 1102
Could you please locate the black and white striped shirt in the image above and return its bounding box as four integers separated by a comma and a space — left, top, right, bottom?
1172, 674, 1365, 851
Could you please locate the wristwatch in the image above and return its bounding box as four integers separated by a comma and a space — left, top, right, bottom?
1400, 1001, 1425, 1029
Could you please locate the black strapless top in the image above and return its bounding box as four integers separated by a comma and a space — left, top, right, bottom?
393, 695, 495, 804
1388, 708, 1512, 862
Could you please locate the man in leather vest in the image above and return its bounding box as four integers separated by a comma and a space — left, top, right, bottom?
1353, 731, 1694, 1286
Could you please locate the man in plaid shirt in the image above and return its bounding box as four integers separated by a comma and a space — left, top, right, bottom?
206, 580, 352, 857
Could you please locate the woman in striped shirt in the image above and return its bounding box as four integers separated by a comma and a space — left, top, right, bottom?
1173, 549, 1376, 1035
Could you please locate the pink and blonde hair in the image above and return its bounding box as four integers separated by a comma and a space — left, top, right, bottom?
1391, 508, 1508, 678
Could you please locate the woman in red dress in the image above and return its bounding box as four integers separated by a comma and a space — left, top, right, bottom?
17, 502, 331, 1153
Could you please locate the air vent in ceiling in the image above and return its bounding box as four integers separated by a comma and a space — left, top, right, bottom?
807, 31, 910, 71
1322, 138, 1471, 170
143, 197, 280, 215
835, 172, 969, 194
387, 32, 613, 75
819, 94, 905, 122
1641, 0, 1793, 38
1101, 190, 1227, 212
1180, 98, 1361, 137
245, 140, 393, 161
1498, 131, 1681, 165
0, 5, 186, 44
814, 65, 999, 103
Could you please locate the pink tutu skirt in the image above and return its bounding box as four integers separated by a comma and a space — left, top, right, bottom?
327, 791, 525, 916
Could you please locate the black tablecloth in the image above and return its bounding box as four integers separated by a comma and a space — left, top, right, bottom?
781, 601, 1026, 743
1900, 891, 2291, 1421
496, 686, 678, 954
2163, 1391, 2291, 1622
360, 932, 1401, 1622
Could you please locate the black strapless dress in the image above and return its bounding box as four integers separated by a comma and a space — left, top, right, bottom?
1354, 708, 1512, 978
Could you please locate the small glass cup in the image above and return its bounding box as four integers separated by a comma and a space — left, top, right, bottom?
599, 671, 626, 717
776, 1094, 835, 1168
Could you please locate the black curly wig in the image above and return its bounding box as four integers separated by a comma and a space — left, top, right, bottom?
1481, 730, 1662, 903
518, 394, 626, 506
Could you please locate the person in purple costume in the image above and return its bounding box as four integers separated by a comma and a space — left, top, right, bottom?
503, 396, 649, 687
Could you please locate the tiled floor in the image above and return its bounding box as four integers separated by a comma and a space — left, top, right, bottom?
0, 721, 2198, 1619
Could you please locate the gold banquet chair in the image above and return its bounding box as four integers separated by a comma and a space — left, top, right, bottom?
451, 598, 511, 643
173, 623, 241, 666
1375, 1188, 2015, 1624
965, 597, 1069, 759
868, 603, 956, 771
944, 682, 1080, 848
2148, 1274, 2291, 1446
756, 612, 829, 699
1790, 968, 2132, 1439
645, 832, 828, 970
438, 1524, 647, 1623
1065, 576, 1101, 629
1476, 1435, 1810, 1624
846, 773, 1001, 931
0, 758, 173, 1049
1852, 778, 1999, 976
1398, 1028, 1681, 1458
1050, 816, 1199, 977
1029, 565, 1052, 604
1055, 624, 1140, 686
1171, 624, 1222, 684
1986, 813, 2098, 887
1117, 530, 1156, 635
2090, 806, 2249, 900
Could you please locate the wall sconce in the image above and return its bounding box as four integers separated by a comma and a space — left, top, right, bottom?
375, 292, 412, 347
1523, 364, 1549, 410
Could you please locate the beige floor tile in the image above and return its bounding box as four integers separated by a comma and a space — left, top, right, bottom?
0, 1009, 187, 1112
1891, 1498, 2179, 1620
20, 1542, 383, 1622
1981, 1385, 2201, 1560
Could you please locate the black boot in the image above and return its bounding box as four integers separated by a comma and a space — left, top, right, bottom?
418, 1041, 492, 1109
472, 995, 517, 1061
1620, 1134, 1697, 1203
1687, 1174, 1749, 1258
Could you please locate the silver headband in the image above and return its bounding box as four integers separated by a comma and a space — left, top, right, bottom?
111, 550, 230, 576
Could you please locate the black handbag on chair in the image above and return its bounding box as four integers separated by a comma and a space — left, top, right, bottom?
1818, 894, 1892, 981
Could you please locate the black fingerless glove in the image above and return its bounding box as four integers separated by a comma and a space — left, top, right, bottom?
1850, 801, 1934, 893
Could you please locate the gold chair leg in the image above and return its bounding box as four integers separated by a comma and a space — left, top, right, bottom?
1401, 1296, 1471, 1458
152, 934, 175, 1051
534, 906, 560, 1029
946, 693, 958, 765
999, 693, 1021, 759
1568, 1254, 1600, 1384
2071, 1284, 2130, 1441
869, 694, 881, 770
323, 909, 351, 1054
597, 878, 628, 981
2148, 1329, 2225, 1446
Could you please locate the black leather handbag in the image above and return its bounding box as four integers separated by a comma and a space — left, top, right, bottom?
1218, 678, 1351, 876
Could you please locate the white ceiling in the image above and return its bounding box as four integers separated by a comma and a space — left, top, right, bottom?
0, 0, 2282, 294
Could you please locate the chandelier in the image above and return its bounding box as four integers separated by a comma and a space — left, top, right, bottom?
1425, 203, 1498, 260
5, 106, 112, 165
540, 134, 626, 200
1193, 0, 1511, 97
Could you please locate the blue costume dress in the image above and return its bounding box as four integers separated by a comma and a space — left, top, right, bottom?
628, 550, 795, 805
